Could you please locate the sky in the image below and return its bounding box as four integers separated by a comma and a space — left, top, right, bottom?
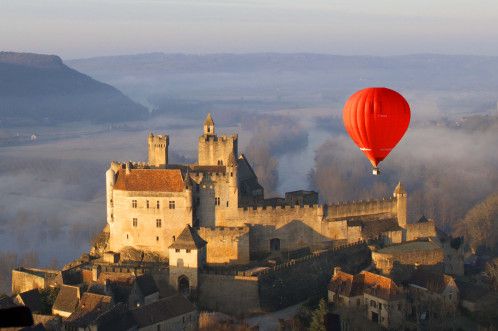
1, 0, 498, 59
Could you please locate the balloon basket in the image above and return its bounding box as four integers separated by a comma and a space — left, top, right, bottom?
372, 167, 380, 176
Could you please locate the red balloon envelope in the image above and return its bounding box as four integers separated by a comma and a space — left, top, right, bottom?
342, 87, 410, 174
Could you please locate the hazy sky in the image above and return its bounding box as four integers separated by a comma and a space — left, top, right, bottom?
1, 0, 498, 59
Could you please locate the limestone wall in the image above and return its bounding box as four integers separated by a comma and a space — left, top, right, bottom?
198, 273, 260, 316
258, 242, 371, 311
327, 198, 397, 220
12, 268, 58, 295
198, 227, 250, 265
372, 246, 444, 275
109, 189, 192, 257
198, 135, 238, 166
406, 221, 437, 241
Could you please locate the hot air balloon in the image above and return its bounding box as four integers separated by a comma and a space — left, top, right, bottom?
342, 87, 410, 175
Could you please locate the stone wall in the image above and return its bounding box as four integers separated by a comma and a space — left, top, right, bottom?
406, 221, 437, 241
198, 273, 260, 316
258, 241, 371, 311
198, 134, 238, 166
198, 227, 250, 265
108, 188, 192, 257
327, 198, 397, 220
11, 268, 58, 295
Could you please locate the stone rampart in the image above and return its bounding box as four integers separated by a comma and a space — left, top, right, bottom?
257, 241, 371, 311
327, 198, 397, 220
198, 273, 260, 316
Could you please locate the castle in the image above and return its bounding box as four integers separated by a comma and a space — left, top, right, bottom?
11, 114, 467, 320
103, 114, 411, 293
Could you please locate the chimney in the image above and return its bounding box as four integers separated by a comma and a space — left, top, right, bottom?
125, 162, 131, 174
333, 266, 341, 276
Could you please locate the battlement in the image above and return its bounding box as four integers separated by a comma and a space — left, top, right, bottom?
240, 203, 322, 212
327, 197, 397, 220
257, 240, 368, 276
200, 134, 238, 142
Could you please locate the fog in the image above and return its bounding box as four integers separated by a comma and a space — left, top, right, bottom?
2, 53, 498, 293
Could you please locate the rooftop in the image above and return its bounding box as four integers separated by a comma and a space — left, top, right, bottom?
114, 168, 185, 192
131, 294, 196, 327
169, 225, 207, 250
377, 240, 440, 254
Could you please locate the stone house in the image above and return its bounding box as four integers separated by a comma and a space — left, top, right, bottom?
328, 268, 406, 329
63, 292, 114, 330
130, 294, 198, 331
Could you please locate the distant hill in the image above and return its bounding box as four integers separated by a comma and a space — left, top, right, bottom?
67, 53, 498, 119
0, 52, 147, 125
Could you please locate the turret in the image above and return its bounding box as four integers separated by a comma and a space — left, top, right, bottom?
148, 133, 169, 168
393, 182, 407, 228
227, 152, 239, 211
203, 113, 215, 136
106, 166, 116, 224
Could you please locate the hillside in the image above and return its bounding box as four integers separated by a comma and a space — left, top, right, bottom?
0, 52, 147, 125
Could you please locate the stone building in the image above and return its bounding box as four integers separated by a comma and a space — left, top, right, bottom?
104, 114, 408, 265
98, 114, 413, 296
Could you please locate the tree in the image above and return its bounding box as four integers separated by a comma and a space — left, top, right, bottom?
309, 298, 327, 331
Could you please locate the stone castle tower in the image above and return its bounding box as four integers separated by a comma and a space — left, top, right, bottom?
148, 133, 169, 168
198, 113, 238, 166
394, 182, 407, 228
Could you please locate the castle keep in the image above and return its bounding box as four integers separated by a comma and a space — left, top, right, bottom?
105, 114, 408, 269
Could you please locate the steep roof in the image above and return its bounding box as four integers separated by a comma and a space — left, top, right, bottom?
394, 182, 406, 195
114, 169, 185, 192
329, 270, 403, 301
131, 294, 196, 327
361, 271, 403, 301
52, 285, 80, 314
134, 274, 159, 297
64, 292, 113, 328
204, 113, 214, 126
409, 270, 455, 294
16, 289, 42, 313
169, 225, 207, 250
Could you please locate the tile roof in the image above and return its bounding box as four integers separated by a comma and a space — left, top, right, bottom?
91, 302, 136, 331
64, 292, 113, 328
16, 289, 42, 313
0, 294, 16, 309
131, 294, 196, 327
114, 169, 185, 192
52, 285, 80, 314
329, 270, 403, 301
409, 270, 455, 294
361, 271, 403, 301
134, 274, 159, 297
204, 113, 214, 126
169, 225, 207, 250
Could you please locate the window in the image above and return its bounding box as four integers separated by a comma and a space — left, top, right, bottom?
196, 184, 199, 192
379, 303, 382, 310
156, 219, 162, 228
133, 218, 138, 227
175, 249, 180, 253
186, 249, 191, 253
169, 200, 175, 209
156, 200, 160, 209
146, 200, 150, 209
132, 200, 137, 208
226, 201, 229, 207
215, 197, 220, 206
370, 300, 377, 308
156, 236, 159, 241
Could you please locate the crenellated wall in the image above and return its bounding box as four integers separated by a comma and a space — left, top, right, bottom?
327, 198, 397, 220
